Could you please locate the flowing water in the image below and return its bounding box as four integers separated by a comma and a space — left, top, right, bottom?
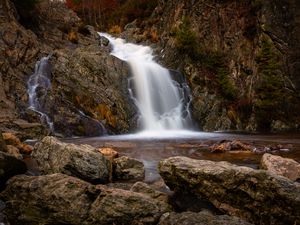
27, 55, 54, 132
99, 33, 191, 131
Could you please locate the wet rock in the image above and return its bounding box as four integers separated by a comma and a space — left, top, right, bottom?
261, 153, 300, 181
0, 152, 27, 190
210, 140, 253, 153
0, 173, 171, 225
2, 132, 33, 155
114, 156, 145, 181
159, 156, 300, 225
158, 211, 254, 225
32, 136, 110, 183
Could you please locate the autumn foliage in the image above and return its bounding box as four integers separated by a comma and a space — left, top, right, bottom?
65, 0, 157, 30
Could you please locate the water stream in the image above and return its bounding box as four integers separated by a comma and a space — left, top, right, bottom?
27, 55, 54, 132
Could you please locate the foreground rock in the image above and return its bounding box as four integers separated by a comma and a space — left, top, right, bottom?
32, 136, 110, 183
0, 152, 27, 190
261, 153, 300, 181
158, 211, 253, 225
0, 173, 171, 225
159, 156, 300, 225
114, 156, 145, 181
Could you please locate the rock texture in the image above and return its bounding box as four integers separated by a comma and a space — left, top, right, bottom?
158, 211, 253, 225
0, 173, 171, 225
261, 153, 300, 181
159, 156, 300, 225
149, 0, 300, 132
114, 156, 145, 181
0, 0, 136, 138
32, 136, 110, 183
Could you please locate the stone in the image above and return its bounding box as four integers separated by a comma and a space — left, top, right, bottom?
0, 152, 27, 190
210, 140, 253, 153
0, 173, 171, 225
0, 133, 7, 152
32, 136, 110, 184
158, 211, 254, 225
6, 145, 22, 159
2, 132, 33, 155
114, 156, 145, 181
261, 153, 300, 181
159, 156, 300, 225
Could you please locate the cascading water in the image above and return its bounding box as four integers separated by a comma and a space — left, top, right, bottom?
27, 55, 54, 132
99, 33, 192, 132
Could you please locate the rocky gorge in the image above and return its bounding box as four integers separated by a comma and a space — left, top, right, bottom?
1, 0, 300, 224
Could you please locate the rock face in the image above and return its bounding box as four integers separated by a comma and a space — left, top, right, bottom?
159, 156, 300, 225
150, 0, 300, 131
0, 152, 27, 190
32, 136, 110, 183
0, 173, 171, 225
158, 211, 253, 225
114, 156, 145, 181
261, 153, 300, 181
0, 0, 137, 138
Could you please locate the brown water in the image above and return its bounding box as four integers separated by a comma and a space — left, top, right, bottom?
64, 131, 300, 182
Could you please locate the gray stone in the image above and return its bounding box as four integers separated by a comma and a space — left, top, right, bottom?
114, 156, 145, 181
158, 211, 254, 225
261, 153, 300, 181
32, 136, 110, 183
159, 156, 300, 225
0, 173, 171, 225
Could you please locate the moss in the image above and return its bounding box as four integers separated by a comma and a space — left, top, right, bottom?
254, 38, 287, 130
175, 17, 198, 57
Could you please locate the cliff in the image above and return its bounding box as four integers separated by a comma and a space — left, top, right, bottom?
0, 0, 136, 139
149, 0, 300, 131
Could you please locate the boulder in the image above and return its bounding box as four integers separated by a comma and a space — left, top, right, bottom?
32, 136, 110, 183
159, 156, 300, 225
158, 211, 253, 225
2, 132, 33, 155
261, 153, 300, 181
0, 152, 27, 190
0, 173, 171, 225
114, 156, 145, 181
6, 145, 22, 159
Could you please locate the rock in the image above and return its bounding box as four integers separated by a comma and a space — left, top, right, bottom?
261, 153, 300, 181
159, 156, 300, 225
158, 211, 254, 225
210, 140, 253, 153
130, 181, 170, 204
114, 156, 145, 181
0, 152, 27, 190
0, 133, 7, 152
6, 145, 22, 159
0, 173, 171, 225
32, 136, 110, 184
2, 132, 33, 155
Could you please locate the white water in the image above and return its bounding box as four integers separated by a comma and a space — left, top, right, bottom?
27, 56, 54, 132
99, 33, 192, 132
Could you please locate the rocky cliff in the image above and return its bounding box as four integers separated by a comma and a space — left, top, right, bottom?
149, 0, 300, 131
0, 0, 136, 139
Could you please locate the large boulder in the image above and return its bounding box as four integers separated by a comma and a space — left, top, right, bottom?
261, 153, 300, 181
159, 156, 300, 225
0, 173, 171, 225
158, 211, 253, 225
0, 152, 27, 190
32, 136, 110, 183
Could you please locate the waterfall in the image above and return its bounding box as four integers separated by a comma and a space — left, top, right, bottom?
27, 55, 54, 132
99, 33, 192, 132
